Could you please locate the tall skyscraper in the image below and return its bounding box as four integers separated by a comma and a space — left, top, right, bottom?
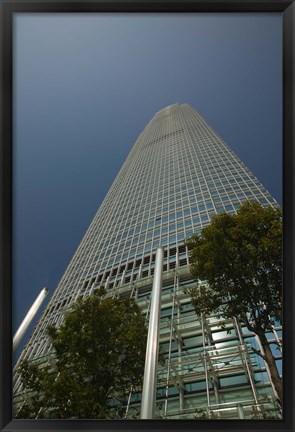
13, 104, 282, 419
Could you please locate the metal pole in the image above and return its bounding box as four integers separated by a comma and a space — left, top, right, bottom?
124, 386, 134, 419
201, 313, 211, 408
234, 317, 259, 405
237, 403, 245, 419
13, 287, 49, 352
176, 276, 185, 413
164, 291, 175, 417
140, 246, 164, 419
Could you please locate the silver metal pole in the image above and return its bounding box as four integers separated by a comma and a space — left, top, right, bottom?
201, 313, 211, 408
176, 276, 185, 413
13, 287, 49, 352
164, 291, 175, 417
237, 403, 245, 419
234, 317, 259, 405
140, 246, 164, 419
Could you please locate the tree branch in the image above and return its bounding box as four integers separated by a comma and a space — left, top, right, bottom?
268, 340, 282, 349
250, 346, 265, 360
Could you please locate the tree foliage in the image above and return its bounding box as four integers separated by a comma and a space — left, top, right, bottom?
186, 201, 283, 404
16, 289, 147, 419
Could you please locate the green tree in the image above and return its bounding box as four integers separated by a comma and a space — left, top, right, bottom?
186, 202, 282, 405
16, 289, 147, 419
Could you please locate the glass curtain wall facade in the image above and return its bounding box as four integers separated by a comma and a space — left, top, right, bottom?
13, 104, 282, 419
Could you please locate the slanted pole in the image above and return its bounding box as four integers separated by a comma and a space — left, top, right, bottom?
140, 246, 164, 419
13, 287, 49, 352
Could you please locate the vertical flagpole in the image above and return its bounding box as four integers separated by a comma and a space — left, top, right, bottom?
13, 287, 49, 352
140, 246, 164, 419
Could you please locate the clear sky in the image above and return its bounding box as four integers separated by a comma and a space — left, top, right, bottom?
13, 13, 282, 360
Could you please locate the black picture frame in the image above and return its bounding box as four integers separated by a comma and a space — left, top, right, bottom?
1, 1, 294, 431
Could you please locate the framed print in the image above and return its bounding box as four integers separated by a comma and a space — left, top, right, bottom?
1, 1, 294, 432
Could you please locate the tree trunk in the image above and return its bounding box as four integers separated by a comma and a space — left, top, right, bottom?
275, 308, 282, 325
257, 331, 283, 406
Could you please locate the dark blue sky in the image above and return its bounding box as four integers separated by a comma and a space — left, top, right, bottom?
13, 13, 282, 359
